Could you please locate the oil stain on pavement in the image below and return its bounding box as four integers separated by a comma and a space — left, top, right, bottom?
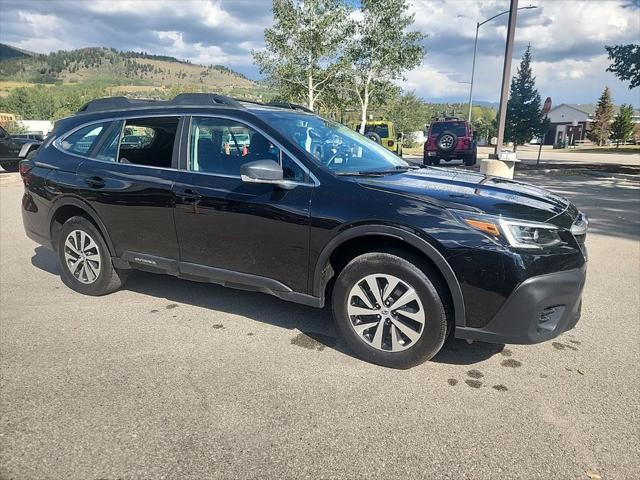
501, 359, 522, 368
291, 332, 336, 351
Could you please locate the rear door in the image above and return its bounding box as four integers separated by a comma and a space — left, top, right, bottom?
74, 116, 183, 262
171, 115, 315, 293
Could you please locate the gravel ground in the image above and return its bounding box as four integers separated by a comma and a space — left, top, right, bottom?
1, 168, 638, 480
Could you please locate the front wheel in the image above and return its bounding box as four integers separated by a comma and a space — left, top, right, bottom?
332, 251, 449, 369
57, 216, 128, 296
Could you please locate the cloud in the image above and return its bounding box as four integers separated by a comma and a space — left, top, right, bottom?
0, 0, 638, 105
406, 0, 640, 104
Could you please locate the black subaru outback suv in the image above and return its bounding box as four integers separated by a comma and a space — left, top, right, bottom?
20, 94, 588, 368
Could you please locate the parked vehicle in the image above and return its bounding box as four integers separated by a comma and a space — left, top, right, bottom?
352, 120, 403, 157
424, 117, 477, 166
20, 94, 588, 368
0, 126, 41, 172
13, 133, 45, 141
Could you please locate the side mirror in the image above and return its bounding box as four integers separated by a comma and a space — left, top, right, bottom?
240, 159, 295, 190
396, 132, 403, 140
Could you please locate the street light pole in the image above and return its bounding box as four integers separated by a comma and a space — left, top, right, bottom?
467, 22, 480, 123
493, 0, 519, 158
467, 5, 537, 124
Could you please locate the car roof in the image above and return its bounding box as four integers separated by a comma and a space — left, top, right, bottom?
75, 93, 315, 117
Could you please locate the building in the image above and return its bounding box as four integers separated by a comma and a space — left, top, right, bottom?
543, 104, 640, 146
0, 112, 16, 127
16, 120, 54, 136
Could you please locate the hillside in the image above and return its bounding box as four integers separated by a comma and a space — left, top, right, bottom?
0, 43, 34, 61
0, 45, 255, 90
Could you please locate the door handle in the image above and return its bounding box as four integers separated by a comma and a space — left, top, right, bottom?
85, 176, 105, 188
176, 188, 202, 203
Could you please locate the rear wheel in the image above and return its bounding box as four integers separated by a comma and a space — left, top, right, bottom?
1, 162, 19, 172
464, 151, 477, 166
57, 216, 128, 296
332, 251, 449, 368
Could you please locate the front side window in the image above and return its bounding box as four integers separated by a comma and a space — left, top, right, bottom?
61, 123, 108, 155
253, 110, 407, 175
189, 117, 305, 181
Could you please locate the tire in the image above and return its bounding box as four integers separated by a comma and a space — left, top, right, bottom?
436, 131, 457, 152
57, 216, 128, 296
1, 162, 19, 172
366, 132, 382, 144
332, 251, 449, 369
464, 152, 477, 166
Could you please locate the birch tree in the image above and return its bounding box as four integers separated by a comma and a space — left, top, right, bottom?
252, 0, 352, 111
347, 0, 425, 133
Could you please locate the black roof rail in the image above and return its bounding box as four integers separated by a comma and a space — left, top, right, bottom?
77, 93, 246, 114
265, 102, 314, 114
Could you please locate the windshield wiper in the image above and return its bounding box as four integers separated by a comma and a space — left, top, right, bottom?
336, 165, 417, 176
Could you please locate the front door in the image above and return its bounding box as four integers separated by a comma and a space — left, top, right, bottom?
172, 116, 314, 293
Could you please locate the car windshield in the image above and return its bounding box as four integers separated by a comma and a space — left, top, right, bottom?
430, 122, 466, 137
252, 110, 407, 174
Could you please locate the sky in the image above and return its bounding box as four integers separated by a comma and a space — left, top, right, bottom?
0, 0, 638, 106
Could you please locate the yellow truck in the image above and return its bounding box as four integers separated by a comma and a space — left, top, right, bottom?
352, 121, 403, 157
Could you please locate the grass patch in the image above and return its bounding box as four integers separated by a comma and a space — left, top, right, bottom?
569, 146, 640, 155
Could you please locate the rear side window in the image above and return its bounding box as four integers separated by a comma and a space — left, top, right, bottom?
355, 124, 390, 138
117, 117, 179, 168
61, 123, 108, 155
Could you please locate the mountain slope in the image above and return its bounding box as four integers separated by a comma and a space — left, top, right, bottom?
0, 45, 254, 90
0, 43, 34, 61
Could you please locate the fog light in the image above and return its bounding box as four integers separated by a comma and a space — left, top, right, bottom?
537, 305, 565, 334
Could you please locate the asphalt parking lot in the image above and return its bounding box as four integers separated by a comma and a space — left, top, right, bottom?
1, 166, 639, 480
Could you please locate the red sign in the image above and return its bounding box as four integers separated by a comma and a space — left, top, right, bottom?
542, 97, 552, 115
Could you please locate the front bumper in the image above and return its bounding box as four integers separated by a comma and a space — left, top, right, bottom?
455, 266, 587, 344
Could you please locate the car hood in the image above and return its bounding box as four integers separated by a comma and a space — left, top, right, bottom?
355, 167, 576, 226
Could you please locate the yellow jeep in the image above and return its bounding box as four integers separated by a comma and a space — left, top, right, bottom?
352, 121, 403, 156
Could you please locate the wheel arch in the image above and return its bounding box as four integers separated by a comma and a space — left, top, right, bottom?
312, 225, 466, 327
48, 196, 116, 256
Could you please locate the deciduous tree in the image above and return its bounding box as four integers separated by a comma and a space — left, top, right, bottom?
605, 44, 639, 89
252, 0, 352, 111
347, 0, 425, 134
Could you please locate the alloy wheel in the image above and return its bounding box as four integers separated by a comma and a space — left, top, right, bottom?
63, 229, 102, 284
347, 274, 425, 352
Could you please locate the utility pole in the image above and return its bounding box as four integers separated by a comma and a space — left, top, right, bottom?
492, 0, 519, 158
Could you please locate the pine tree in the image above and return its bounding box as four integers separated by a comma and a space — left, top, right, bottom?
610, 104, 635, 147
504, 45, 546, 149
588, 87, 615, 146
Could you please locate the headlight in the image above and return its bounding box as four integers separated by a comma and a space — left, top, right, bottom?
457, 212, 563, 250
498, 219, 562, 249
